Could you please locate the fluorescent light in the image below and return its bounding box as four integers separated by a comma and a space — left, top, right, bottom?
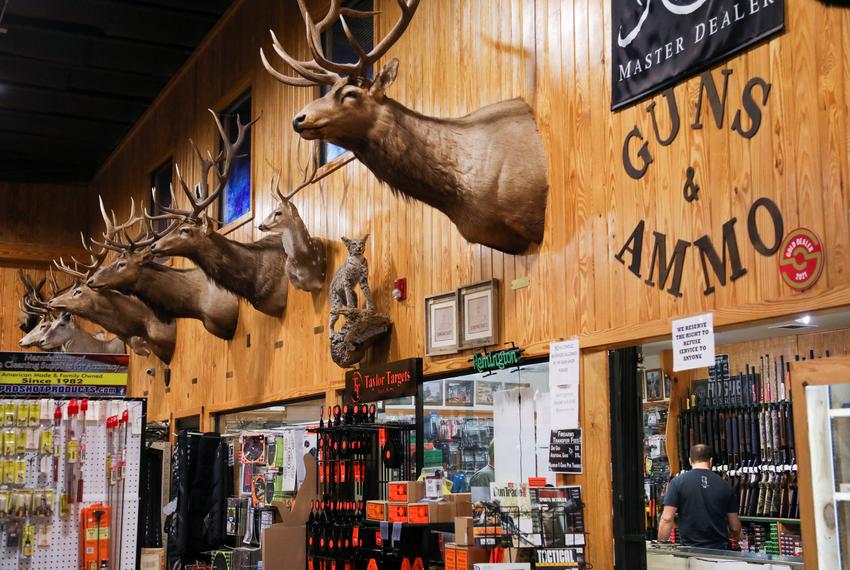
795, 315, 812, 325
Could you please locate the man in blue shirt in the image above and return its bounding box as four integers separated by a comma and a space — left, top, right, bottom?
657, 444, 742, 550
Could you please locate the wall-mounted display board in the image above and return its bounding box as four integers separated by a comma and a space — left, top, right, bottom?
0, 352, 128, 397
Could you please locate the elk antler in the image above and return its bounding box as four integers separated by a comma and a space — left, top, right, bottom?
23, 296, 49, 316
172, 110, 257, 221
262, 0, 420, 87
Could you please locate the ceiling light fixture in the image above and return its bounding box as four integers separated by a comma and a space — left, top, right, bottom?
795, 315, 812, 325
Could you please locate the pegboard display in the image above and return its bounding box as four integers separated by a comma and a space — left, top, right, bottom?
0, 398, 144, 570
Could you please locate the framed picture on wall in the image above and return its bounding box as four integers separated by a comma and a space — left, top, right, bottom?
458, 279, 499, 349
425, 291, 460, 356
644, 368, 664, 402
475, 381, 502, 406
445, 380, 475, 407
423, 381, 444, 405
662, 372, 673, 400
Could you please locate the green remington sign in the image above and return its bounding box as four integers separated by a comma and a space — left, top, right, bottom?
471, 345, 524, 374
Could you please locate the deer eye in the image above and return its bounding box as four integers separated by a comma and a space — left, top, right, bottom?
180, 228, 191, 236
73, 290, 82, 297
274, 212, 280, 218
117, 261, 127, 269
342, 90, 360, 101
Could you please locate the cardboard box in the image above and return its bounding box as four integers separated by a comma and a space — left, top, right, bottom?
388, 502, 410, 523
445, 545, 457, 570
454, 500, 473, 517
140, 548, 164, 570
449, 493, 472, 503
454, 517, 474, 545
388, 480, 426, 503
408, 501, 455, 524
262, 452, 318, 570
366, 500, 388, 521
446, 543, 488, 570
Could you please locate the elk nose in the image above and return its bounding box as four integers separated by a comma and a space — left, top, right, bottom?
292, 114, 306, 131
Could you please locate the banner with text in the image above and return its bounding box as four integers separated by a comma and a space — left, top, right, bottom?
611, 0, 785, 109
672, 313, 716, 371
0, 352, 129, 396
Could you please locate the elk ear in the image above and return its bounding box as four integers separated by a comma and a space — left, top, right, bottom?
371, 59, 399, 97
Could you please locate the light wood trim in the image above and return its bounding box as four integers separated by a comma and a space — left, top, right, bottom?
790, 356, 850, 570
205, 386, 338, 416
0, 241, 86, 267
218, 211, 255, 236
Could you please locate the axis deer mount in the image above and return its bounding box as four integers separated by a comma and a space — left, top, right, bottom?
262, 0, 549, 255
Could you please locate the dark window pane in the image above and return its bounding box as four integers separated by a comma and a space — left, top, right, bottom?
150, 159, 173, 234
220, 92, 252, 225
320, 0, 373, 165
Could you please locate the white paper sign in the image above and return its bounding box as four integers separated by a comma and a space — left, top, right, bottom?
672, 313, 716, 371
282, 430, 297, 492
549, 339, 580, 430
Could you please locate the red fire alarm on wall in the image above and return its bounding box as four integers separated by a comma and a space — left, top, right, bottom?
392, 278, 407, 301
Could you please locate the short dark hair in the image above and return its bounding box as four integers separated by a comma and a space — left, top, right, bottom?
690, 444, 713, 463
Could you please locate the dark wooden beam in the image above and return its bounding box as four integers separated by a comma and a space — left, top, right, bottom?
0, 109, 128, 143
0, 53, 164, 99
0, 84, 147, 124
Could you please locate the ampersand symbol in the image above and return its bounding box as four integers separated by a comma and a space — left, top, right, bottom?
683, 167, 701, 202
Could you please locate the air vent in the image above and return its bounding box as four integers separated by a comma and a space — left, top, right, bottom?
768, 322, 818, 331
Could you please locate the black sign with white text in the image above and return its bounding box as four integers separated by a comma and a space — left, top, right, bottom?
343, 358, 422, 405
549, 429, 583, 474
612, 0, 784, 109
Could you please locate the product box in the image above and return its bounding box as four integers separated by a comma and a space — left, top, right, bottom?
388, 480, 426, 503
263, 452, 318, 570
408, 501, 455, 524
473, 565, 531, 570
366, 500, 388, 521
454, 499, 473, 517
140, 548, 165, 570
455, 516, 474, 545
446, 543, 488, 570
449, 493, 472, 504
388, 502, 410, 523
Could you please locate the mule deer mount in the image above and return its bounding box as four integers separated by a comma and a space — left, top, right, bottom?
262, 0, 549, 255
18, 299, 56, 351
149, 110, 289, 318
257, 144, 327, 292
87, 197, 240, 340
328, 235, 390, 368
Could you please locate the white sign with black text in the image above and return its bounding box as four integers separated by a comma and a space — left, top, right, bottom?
549, 339, 580, 430
672, 313, 716, 371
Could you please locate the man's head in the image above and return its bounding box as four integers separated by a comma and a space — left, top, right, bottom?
689, 444, 714, 468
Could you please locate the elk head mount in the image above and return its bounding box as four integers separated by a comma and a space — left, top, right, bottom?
262, 0, 549, 255
327, 235, 391, 368
87, 198, 240, 340
257, 145, 327, 292
149, 111, 289, 318
18, 298, 55, 350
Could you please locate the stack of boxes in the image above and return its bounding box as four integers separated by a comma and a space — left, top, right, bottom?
779, 525, 802, 557
365, 481, 473, 525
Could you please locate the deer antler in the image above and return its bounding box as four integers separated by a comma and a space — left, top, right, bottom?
172, 110, 257, 221
262, 0, 420, 87
285, 139, 322, 200
23, 296, 49, 316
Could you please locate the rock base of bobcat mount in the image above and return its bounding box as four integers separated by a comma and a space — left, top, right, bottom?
330, 307, 392, 368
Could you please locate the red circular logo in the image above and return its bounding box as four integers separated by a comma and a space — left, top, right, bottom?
778, 227, 825, 291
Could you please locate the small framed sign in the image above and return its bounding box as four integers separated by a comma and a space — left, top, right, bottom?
643, 368, 664, 402
425, 291, 460, 356
459, 279, 499, 349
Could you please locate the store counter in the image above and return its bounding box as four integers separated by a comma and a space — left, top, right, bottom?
646, 544, 803, 569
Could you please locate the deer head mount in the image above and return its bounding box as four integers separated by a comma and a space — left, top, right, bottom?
17, 271, 46, 333
18, 297, 55, 350
257, 144, 327, 292
149, 111, 289, 317
87, 198, 240, 340
262, 0, 549, 254
38, 312, 126, 354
